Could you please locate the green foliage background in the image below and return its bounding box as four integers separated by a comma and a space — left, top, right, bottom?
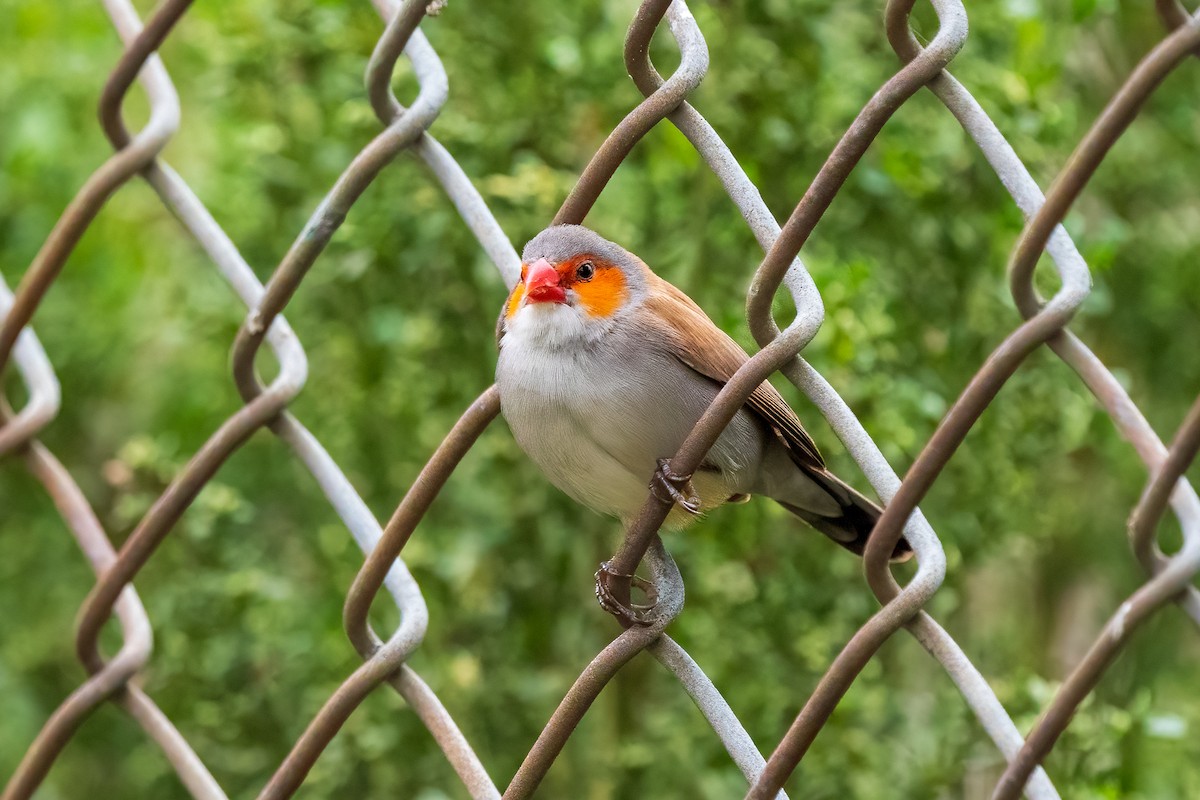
2, 1, 1199, 797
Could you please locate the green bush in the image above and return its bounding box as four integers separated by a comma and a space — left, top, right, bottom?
2, 1, 1198, 797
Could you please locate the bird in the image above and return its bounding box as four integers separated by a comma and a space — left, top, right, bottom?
495, 224, 911, 564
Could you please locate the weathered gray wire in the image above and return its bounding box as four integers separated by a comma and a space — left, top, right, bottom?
642, 7, 1055, 797
3, 272, 224, 800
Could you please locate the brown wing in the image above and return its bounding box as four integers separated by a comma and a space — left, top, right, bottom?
640, 274, 825, 472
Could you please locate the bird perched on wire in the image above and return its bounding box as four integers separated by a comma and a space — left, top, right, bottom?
496, 224, 910, 564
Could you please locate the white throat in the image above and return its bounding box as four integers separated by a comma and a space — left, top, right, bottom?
505, 302, 600, 350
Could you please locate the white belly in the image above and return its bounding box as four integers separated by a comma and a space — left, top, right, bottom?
496, 306, 760, 525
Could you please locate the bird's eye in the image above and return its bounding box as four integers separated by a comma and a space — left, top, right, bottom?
575, 260, 595, 281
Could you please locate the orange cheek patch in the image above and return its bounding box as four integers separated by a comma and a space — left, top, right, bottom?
576, 267, 627, 318
504, 283, 525, 318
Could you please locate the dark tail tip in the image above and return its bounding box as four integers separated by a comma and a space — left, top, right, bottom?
777, 499, 913, 562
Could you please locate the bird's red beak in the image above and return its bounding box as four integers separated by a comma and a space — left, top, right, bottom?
524, 258, 567, 305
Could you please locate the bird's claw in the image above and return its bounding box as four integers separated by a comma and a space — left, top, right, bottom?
651, 458, 701, 515
594, 561, 658, 626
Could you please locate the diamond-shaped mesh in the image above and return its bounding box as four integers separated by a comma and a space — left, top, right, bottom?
3, 2, 1199, 799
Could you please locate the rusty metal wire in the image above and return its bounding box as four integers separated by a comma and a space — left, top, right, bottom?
3, 1, 1198, 798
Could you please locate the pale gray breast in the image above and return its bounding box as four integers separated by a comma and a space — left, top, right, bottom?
496, 317, 765, 520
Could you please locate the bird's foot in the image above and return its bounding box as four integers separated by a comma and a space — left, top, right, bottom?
594, 561, 658, 626
650, 458, 701, 515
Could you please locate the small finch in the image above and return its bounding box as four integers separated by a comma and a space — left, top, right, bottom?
496, 225, 910, 561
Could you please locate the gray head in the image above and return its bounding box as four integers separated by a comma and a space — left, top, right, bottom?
521, 225, 632, 269
500, 225, 650, 345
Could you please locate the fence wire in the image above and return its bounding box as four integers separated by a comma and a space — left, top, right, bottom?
2, 1, 1198, 798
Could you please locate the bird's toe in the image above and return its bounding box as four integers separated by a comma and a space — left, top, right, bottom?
650, 458, 702, 515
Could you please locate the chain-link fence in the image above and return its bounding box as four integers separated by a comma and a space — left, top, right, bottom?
3, 0, 1199, 798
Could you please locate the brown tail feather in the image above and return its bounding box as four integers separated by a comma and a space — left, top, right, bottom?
776, 472, 913, 562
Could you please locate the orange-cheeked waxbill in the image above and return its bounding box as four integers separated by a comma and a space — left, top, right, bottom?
496, 224, 911, 561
